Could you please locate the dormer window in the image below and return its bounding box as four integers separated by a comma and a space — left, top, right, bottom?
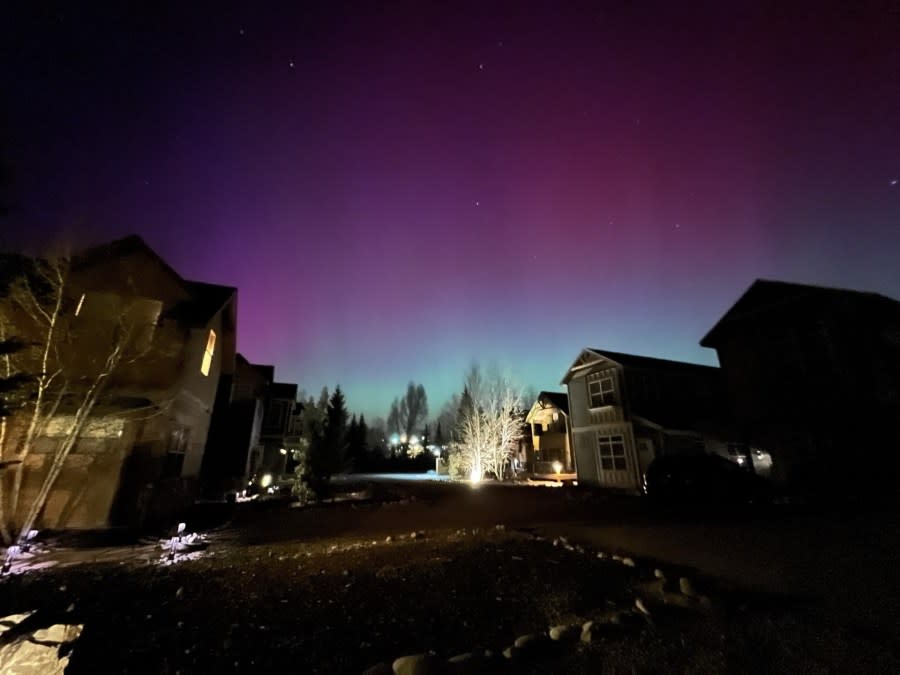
201, 329, 216, 376
588, 376, 615, 408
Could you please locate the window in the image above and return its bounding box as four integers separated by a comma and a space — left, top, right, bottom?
597, 434, 627, 471
163, 427, 190, 478
201, 329, 216, 376
588, 376, 615, 408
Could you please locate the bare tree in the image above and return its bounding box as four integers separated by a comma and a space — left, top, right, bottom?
0, 252, 170, 545
385, 382, 429, 438
453, 364, 524, 481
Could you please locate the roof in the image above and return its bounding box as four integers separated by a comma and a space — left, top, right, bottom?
562, 348, 718, 384
701, 278, 900, 347
180, 280, 237, 325
538, 391, 569, 414
73, 235, 184, 283
269, 382, 298, 400
252, 364, 275, 382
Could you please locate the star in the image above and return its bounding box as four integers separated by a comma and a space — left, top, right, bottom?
239, 28, 245, 36
475, 200, 480, 207
478, 63, 484, 71
289, 61, 295, 68
891, 178, 898, 186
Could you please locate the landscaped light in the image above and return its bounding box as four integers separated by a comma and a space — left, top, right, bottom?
389, 433, 400, 446
400, 433, 408, 444
410, 435, 419, 445
260, 473, 273, 488
279, 448, 287, 455
469, 466, 481, 485
552, 461, 563, 474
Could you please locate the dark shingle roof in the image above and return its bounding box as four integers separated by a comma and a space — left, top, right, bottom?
538, 391, 569, 414
700, 278, 900, 347
270, 382, 298, 400
587, 349, 718, 374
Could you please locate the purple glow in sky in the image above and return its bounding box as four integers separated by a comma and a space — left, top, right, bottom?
2, 2, 899, 420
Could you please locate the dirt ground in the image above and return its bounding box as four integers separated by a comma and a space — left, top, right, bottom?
1, 520, 898, 674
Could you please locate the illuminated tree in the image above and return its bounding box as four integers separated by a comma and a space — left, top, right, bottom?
453, 365, 524, 481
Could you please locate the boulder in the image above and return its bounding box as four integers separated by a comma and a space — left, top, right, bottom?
678, 577, 696, 597
548, 624, 578, 641
393, 653, 438, 675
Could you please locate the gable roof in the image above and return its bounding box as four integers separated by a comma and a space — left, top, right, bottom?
73, 235, 184, 285
176, 280, 237, 327
562, 348, 717, 384
538, 391, 569, 414
700, 278, 900, 347
525, 390, 570, 424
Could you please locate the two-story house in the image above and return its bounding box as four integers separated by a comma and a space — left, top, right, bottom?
701, 279, 900, 492
1, 236, 237, 529
524, 391, 574, 475
257, 380, 299, 479
562, 348, 729, 492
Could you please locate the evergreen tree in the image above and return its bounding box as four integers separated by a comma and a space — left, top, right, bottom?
323, 385, 348, 476
434, 421, 445, 447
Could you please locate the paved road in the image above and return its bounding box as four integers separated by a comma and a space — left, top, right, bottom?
227, 476, 900, 640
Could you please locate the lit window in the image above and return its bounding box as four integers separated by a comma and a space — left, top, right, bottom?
74, 293, 86, 316
201, 329, 216, 376
588, 376, 615, 408
597, 434, 627, 472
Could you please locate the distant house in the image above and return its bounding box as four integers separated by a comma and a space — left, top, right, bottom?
562, 348, 730, 492
257, 380, 299, 479
524, 391, 574, 475
1, 235, 237, 529
701, 279, 900, 492
200, 353, 268, 496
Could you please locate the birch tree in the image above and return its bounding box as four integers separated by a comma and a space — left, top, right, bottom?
0, 252, 168, 545
453, 364, 524, 481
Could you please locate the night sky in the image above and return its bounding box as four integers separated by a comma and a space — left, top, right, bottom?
2, 2, 899, 420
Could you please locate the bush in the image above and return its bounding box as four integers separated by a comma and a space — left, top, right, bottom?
447, 451, 469, 480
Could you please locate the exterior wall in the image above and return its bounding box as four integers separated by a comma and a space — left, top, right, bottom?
568, 369, 641, 491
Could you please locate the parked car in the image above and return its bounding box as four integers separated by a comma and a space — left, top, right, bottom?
645, 453, 771, 504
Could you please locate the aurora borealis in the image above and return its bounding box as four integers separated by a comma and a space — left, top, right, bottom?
2, 2, 899, 419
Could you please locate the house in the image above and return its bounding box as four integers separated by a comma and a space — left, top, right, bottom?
562, 348, 730, 492
0, 235, 237, 529
700, 279, 900, 492
257, 380, 299, 479
199, 353, 268, 497
524, 391, 574, 475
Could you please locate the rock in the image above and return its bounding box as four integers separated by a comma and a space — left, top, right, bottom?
621, 557, 636, 567
597, 552, 606, 559
494, 524, 506, 531
611, 554, 622, 562
514, 634, 537, 648
634, 597, 651, 616
548, 624, 578, 641
447, 652, 474, 664
580, 627, 593, 643
392, 653, 436, 675
385, 536, 393, 544
410, 531, 419, 539
362, 663, 392, 675
175, 586, 184, 599
654, 568, 665, 579
502, 646, 515, 659
342, 569, 350, 577
679, 577, 696, 597
582, 620, 594, 633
